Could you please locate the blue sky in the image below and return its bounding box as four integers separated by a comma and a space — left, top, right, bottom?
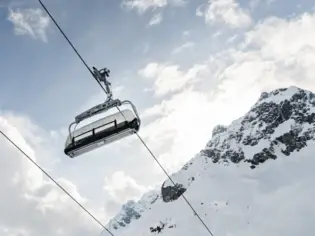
1, 0, 216, 129
1, 0, 315, 235
1, 0, 313, 128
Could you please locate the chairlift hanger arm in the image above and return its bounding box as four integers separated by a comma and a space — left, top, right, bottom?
93, 67, 113, 101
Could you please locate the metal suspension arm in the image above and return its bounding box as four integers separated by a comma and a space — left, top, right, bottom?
92, 67, 113, 101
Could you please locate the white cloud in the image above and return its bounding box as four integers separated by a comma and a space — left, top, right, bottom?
244, 14, 315, 62
214, 12, 315, 96
137, 11, 315, 175
7, 7, 50, 42
148, 13, 163, 26
0, 113, 101, 236
140, 89, 218, 172
122, 0, 186, 13
171, 41, 195, 54
197, 0, 252, 28
139, 62, 209, 96
1, 111, 65, 167
104, 171, 148, 203
122, 0, 168, 13
122, 0, 187, 26
139, 62, 160, 78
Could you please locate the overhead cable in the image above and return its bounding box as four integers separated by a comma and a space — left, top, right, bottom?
34, 1, 215, 236
0, 131, 115, 236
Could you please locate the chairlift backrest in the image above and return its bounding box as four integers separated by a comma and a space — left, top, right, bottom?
65, 109, 136, 147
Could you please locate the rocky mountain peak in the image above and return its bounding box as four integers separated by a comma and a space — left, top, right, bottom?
201, 86, 315, 169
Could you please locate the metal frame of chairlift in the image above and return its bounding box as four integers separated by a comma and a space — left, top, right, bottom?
64, 67, 141, 158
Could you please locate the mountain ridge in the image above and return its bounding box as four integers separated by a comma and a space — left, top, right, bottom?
104, 85, 315, 236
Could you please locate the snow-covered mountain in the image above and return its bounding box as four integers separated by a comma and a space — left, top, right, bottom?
103, 86, 315, 236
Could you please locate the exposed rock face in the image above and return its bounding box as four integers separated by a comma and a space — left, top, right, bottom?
109, 201, 141, 229
212, 125, 227, 137
201, 86, 315, 169
106, 191, 160, 230
161, 181, 186, 203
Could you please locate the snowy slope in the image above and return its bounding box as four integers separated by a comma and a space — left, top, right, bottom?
103, 86, 315, 236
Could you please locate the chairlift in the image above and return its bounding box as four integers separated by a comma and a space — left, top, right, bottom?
64, 67, 141, 158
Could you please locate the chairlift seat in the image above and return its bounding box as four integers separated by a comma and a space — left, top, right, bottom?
64, 109, 140, 158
